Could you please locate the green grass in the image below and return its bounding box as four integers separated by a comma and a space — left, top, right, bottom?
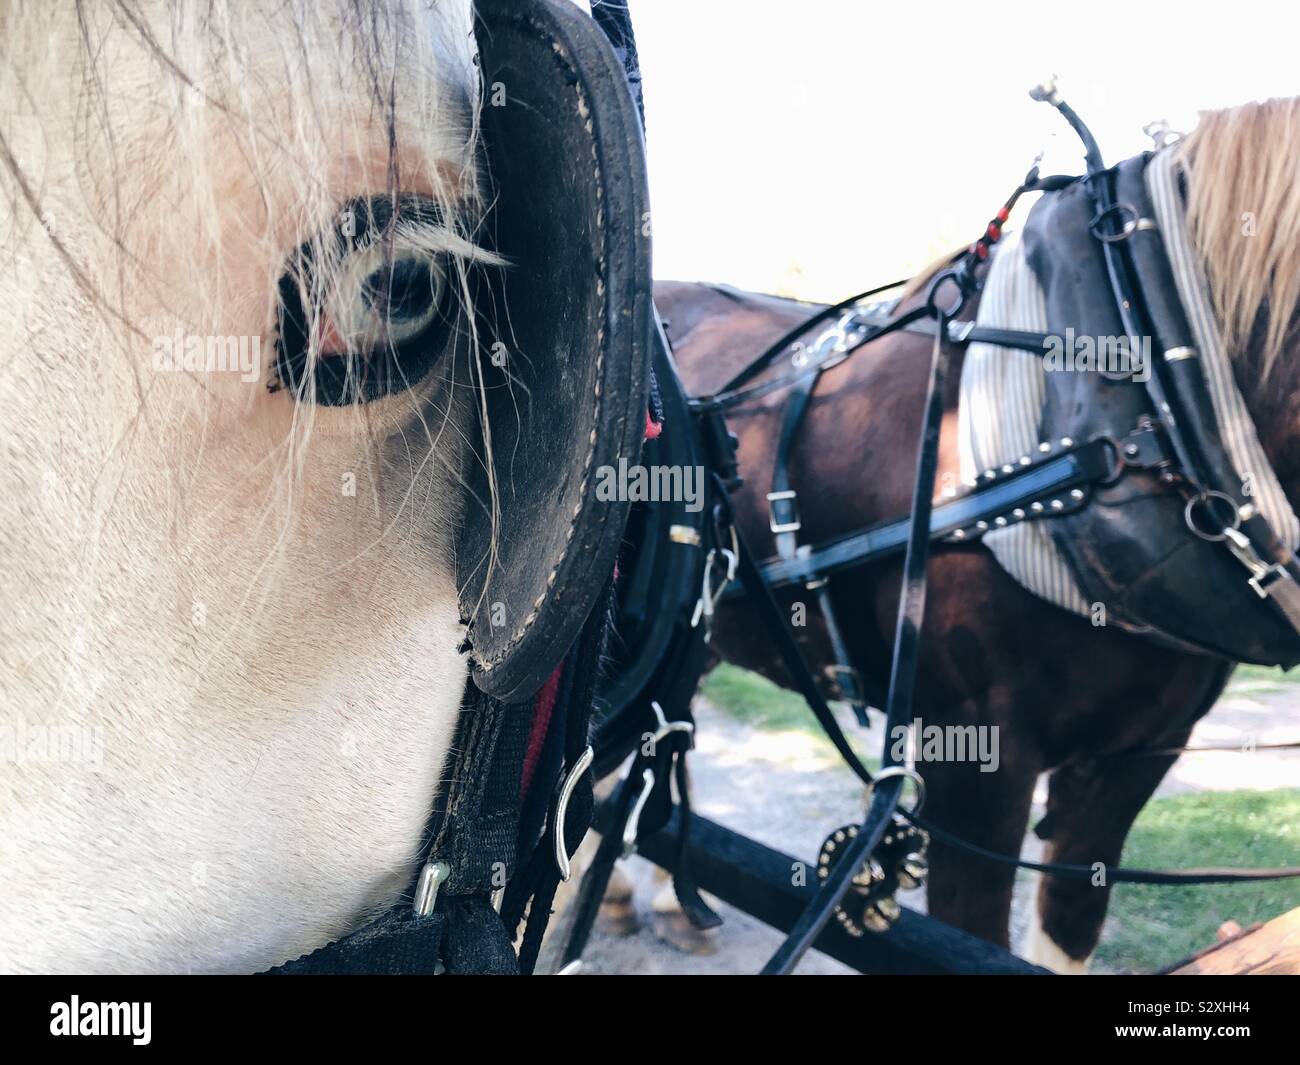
1094, 788, 1300, 972
1226, 662, 1300, 694
700, 663, 830, 736
704, 663, 1299, 974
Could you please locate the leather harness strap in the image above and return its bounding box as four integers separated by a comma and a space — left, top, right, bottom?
750, 437, 1115, 590
767, 362, 873, 723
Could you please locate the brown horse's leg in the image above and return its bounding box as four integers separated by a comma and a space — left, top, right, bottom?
1024, 750, 1187, 973
919, 720, 1040, 949
1024, 663, 1230, 972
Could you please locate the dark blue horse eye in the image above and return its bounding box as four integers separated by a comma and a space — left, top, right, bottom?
363, 258, 438, 322
273, 195, 455, 407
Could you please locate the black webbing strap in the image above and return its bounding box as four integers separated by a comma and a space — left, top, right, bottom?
503, 580, 613, 974
264, 684, 532, 975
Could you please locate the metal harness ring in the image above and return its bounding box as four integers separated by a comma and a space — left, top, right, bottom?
924, 270, 966, 320
867, 765, 927, 817
1183, 490, 1242, 542
1090, 202, 1139, 243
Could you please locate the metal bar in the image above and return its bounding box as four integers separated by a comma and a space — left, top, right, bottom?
595, 803, 1049, 975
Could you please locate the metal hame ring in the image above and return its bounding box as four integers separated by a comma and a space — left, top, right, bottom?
1089, 202, 1139, 243
1183, 490, 1241, 543
925, 270, 966, 320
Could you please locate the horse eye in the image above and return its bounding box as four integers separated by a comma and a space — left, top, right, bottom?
363, 257, 439, 319
356, 255, 447, 348
273, 196, 456, 407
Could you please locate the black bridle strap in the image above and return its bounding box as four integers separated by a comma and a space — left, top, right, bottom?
714, 172, 1081, 404
915, 815, 1300, 885
717, 279, 912, 396
712, 311, 1054, 414
760, 312, 954, 975
733, 529, 874, 788
1104, 738, 1300, 760
710, 304, 931, 410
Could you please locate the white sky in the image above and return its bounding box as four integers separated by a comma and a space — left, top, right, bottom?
627, 0, 1300, 300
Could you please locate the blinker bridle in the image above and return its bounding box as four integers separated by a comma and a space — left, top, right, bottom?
263, 0, 653, 976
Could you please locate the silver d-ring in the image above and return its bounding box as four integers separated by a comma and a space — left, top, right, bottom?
553, 745, 594, 881
925, 271, 965, 319
1090, 202, 1139, 243
868, 765, 927, 816
1183, 490, 1241, 542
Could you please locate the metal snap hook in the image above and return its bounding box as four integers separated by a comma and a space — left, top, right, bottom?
413, 859, 452, 917
621, 703, 695, 858
621, 768, 656, 858
690, 528, 739, 639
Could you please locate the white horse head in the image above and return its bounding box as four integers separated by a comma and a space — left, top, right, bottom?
0, 0, 494, 972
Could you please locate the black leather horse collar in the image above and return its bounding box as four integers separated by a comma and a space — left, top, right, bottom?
1021, 146, 1300, 667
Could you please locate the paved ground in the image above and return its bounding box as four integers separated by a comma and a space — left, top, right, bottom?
545, 672, 1300, 975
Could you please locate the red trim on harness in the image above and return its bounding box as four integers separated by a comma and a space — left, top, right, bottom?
645, 410, 663, 441
520, 665, 563, 799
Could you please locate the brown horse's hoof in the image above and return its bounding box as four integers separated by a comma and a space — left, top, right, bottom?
650, 875, 721, 955
596, 863, 641, 937
651, 908, 721, 956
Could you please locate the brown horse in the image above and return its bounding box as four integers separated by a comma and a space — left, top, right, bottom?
655, 97, 1300, 973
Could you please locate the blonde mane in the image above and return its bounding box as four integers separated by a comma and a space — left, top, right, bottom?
1178, 96, 1300, 378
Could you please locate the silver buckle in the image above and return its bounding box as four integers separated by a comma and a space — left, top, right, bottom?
823, 662, 865, 698
1221, 527, 1293, 599
946, 319, 975, 343
867, 765, 927, 816
767, 489, 801, 535
553, 745, 594, 881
